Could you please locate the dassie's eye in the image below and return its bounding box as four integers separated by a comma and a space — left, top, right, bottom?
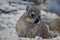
31, 13, 35, 16
30, 12, 35, 17
30, 13, 35, 18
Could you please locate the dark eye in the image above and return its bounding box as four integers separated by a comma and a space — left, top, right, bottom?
30, 13, 35, 18
31, 13, 35, 16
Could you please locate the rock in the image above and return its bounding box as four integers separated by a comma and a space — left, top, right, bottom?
0, 28, 19, 40
46, 0, 60, 16
0, 10, 25, 29
0, 14, 18, 28
9, 0, 33, 5
35, 36, 42, 40
10, 3, 27, 10
0, 0, 8, 5
0, 5, 18, 13
8, 0, 22, 4
0, 0, 18, 13
40, 10, 59, 23
0, 27, 5, 31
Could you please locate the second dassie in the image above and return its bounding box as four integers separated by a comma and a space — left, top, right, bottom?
16, 5, 49, 39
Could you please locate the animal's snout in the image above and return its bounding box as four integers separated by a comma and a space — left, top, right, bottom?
34, 19, 39, 23
34, 16, 41, 24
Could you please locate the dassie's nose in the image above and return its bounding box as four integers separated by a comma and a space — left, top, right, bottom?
34, 16, 40, 23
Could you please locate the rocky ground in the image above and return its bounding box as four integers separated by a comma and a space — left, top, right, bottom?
0, 0, 60, 40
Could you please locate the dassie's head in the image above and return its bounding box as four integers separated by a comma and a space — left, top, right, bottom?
26, 5, 41, 24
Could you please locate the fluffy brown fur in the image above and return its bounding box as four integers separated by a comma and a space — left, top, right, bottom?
16, 5, 49, 39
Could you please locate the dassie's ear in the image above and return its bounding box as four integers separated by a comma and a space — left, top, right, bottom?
26, 6, 29, 11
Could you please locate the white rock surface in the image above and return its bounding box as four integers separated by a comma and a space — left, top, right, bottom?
0, 10, 25, 29
0, 5, 18, 13
0, 28, 19, 40
0, 0, 27, 13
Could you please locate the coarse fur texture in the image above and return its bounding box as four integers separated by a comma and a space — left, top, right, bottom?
16, 5, 49, 39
